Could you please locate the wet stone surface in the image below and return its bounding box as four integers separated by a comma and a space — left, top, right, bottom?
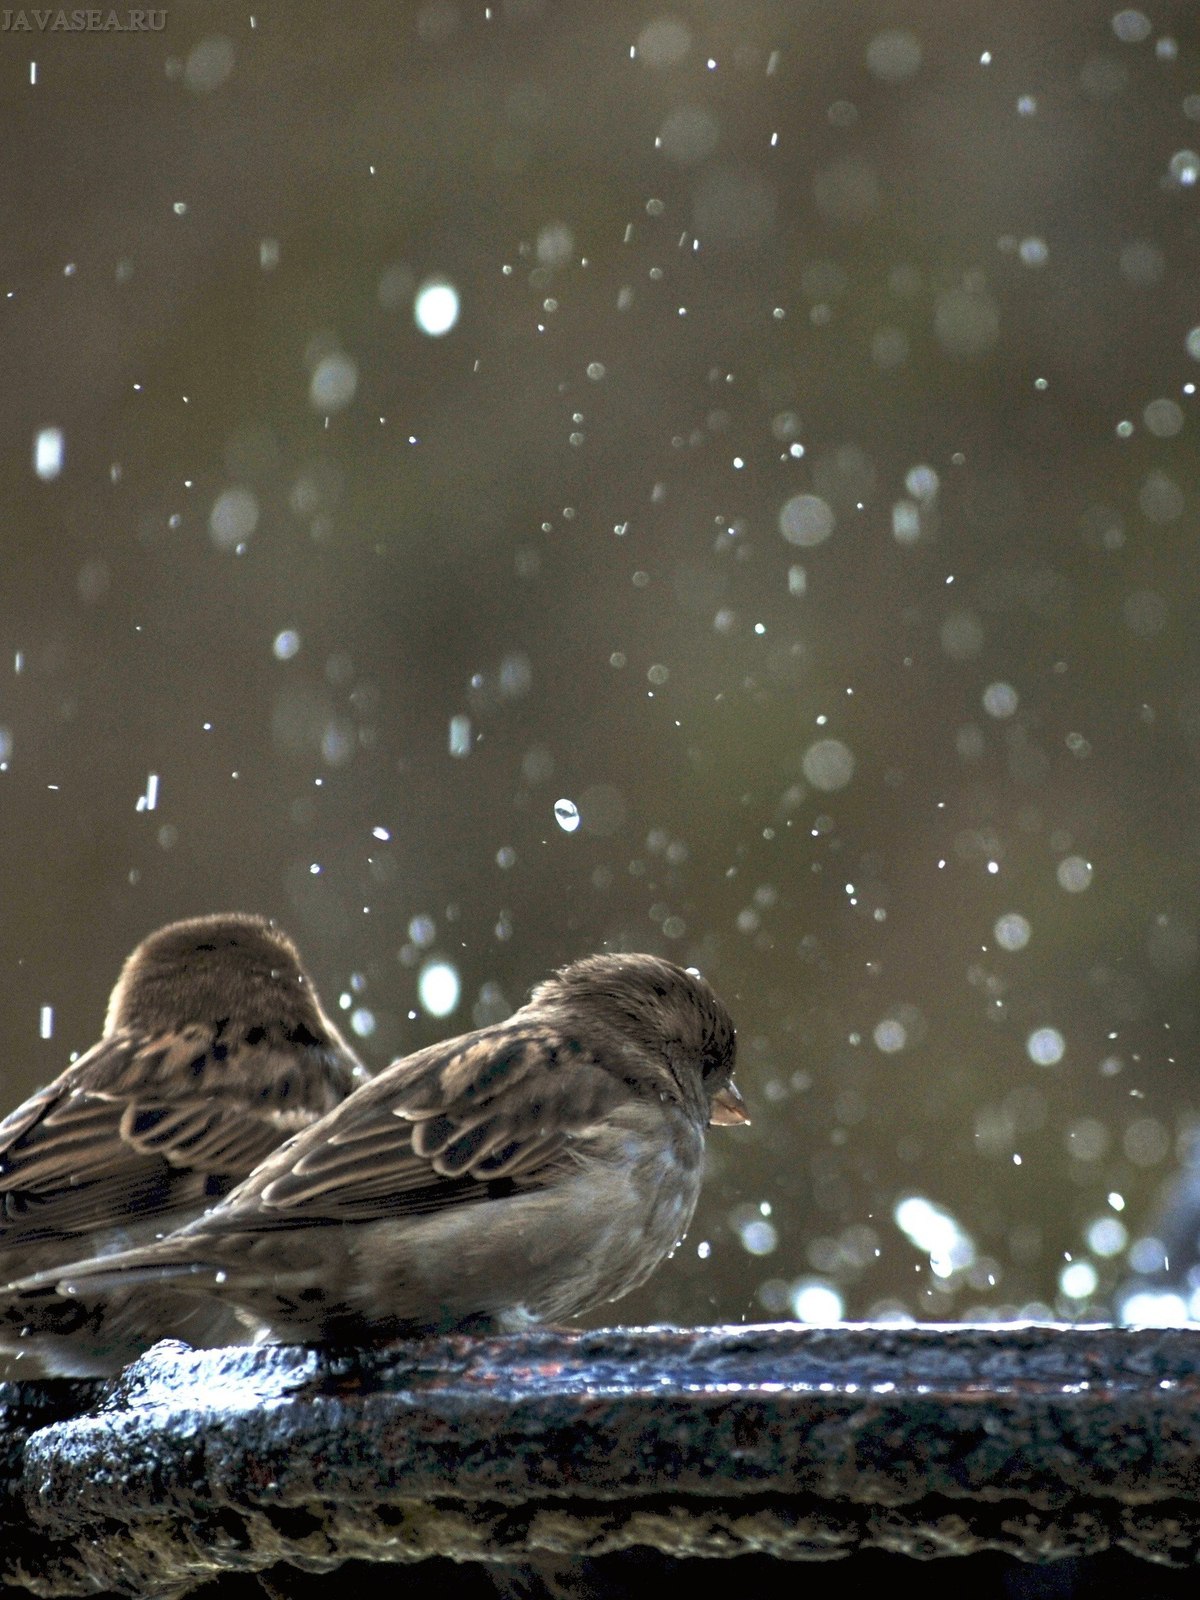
3, 1325, 1200, 1596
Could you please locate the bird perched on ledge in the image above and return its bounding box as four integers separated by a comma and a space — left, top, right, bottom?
0, 913, 367, 1374
19, 953, 747, 1346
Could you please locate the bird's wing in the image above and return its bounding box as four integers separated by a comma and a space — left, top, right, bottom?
232, 1024, 633, 1226
0, 1028, 345, 1242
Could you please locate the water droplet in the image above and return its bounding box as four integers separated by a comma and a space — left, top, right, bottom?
209, 487, 258, 549
801, 738, 855, 791
873, 1019, 907, 1053
418, 960, 460, 1019
994, 913, 1031, 951
448, 715, 472, 758
1057, 855, 1093, 893
309, 354, 358, 413
1027, 1027, 1065, 1065
414, 279, 460, 336
779, 493, 835, 546
33, 427, 64, 480
554, 797, 581, 833
1111, 8, 1152, 44
982, 681, 1018, 718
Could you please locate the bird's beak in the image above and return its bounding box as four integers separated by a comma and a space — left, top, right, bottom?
709, 1082, 751, 1126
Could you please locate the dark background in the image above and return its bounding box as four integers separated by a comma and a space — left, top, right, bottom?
1, 0, 1198, 1329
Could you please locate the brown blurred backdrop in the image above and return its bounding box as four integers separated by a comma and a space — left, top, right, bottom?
1, 0, 1198, 1328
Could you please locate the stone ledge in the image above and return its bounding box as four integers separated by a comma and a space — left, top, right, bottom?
4, 1324, 1200, 1596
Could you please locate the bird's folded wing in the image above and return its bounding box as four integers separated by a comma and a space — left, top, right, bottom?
0, 1030, 336, 1240
243, 1025, 631, 1224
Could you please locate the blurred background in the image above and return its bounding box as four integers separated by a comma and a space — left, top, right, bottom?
1, 0, 1199, 1331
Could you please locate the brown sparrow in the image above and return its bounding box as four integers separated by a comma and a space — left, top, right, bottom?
0, 912, 367, 1373
24, 953, 747, 1345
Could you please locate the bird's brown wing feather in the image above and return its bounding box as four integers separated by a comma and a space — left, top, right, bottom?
241, 1024, 633, 1225
0, 1029, 340, 1243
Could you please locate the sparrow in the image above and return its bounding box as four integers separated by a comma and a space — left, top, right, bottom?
23, 953, 747, 1345
0, 912, 368, 1374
